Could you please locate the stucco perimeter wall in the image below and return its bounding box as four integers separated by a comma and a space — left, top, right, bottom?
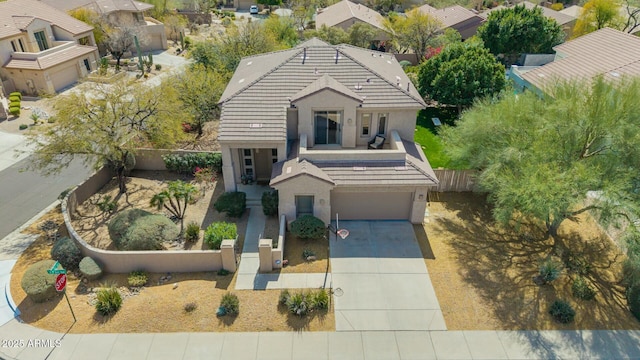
62, 152, 236, 273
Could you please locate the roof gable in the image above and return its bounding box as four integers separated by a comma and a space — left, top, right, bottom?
316, 0, 385, 30
0, 0, 94, 39
291, 73, 363, 103
271, 159, 335, 186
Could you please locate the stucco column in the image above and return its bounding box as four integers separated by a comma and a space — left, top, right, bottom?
220, 239, 237, 273
221, 144, 236, 192
258, 239, 273, 272
410, 188, 429, 224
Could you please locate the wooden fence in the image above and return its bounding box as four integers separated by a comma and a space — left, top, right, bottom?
433, 169, 477, 192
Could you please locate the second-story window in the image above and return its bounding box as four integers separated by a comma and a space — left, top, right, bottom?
377, 113, 388, 136
361, 113, 371, 137
18, 39, 25, 52
10, 40, 17, 52
34, 31, 48, 51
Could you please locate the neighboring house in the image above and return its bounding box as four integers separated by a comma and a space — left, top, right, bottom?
218, 38, 438, 225
481, 2, 576, 37
39, 0, 167, 51
418, 4, 485, 40
0, 0, 99, 96
509, 27, 640, 94
316, 0, 389, 43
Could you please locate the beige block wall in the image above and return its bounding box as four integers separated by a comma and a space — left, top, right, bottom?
273, 175, 334, 224
294, 89, 360, 148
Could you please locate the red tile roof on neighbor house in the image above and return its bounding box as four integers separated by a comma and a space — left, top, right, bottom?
0, 0, 94, 39
521, 27, 640, 90
315, 0, 386, 31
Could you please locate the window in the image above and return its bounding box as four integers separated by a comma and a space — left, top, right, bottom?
361, 113, 371, 137
133, 12, 143, 22
83, 59, 91, 72
34, 31, 48, 51
10, 40, 17, 52
271, 149, 278, 163
18, 39, 25, 52
314, 111, 341, 145
295, 196, 314, 217
377, 113, 388, 135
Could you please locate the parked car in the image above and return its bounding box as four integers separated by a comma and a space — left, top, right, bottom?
250, 5, 259, 14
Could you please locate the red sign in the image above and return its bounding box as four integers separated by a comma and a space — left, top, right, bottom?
55, 274, 67, 292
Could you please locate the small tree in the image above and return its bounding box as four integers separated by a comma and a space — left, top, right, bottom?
150, 180, 198, 233
573, 0, 624, 37
383, 9, 442, 63
304, 25, 349, 45
164, 13, 189, 44
104, 21, 148, 70
347, 22, 378, 49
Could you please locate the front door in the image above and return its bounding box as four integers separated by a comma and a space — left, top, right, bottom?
314, 111, 341, 145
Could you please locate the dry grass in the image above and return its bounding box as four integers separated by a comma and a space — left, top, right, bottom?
421, 192, 640, 330
281, 233, 329, 274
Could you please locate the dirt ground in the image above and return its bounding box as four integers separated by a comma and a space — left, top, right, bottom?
421, 192, 640, 330
71, 171, 246, 251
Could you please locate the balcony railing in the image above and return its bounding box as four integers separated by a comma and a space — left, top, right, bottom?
298, 130, 406, 162
10, 41, 76, 60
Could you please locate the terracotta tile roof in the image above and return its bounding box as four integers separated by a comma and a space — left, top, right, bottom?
4, 44, 97, 70
521, 28, 640, 90
218, 41, 425, 142
270, 159, 335, 186
40, 0, 153, 14
0, 0, 94, 39
315, 0, 385, 30
291, 73, 363, 102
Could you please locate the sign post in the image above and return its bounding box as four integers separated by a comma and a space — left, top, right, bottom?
54, 272, 76, 322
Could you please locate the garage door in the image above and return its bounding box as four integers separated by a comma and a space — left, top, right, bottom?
50, 64, 79, 92
330, 191, 412, 220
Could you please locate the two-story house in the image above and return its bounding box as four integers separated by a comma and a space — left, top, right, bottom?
0, 0, 100, 96
218, 38, 438, 225
40, 0, 167, 52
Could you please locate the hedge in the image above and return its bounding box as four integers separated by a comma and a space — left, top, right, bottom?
162, 152, 222, 174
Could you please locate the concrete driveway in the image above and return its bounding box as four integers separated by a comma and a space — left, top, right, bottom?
330, 221, 446, 331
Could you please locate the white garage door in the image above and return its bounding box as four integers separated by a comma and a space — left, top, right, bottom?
50, 64, 79, 92
330, 191, 412, 220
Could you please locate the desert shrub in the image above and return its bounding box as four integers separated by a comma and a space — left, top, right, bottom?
95, 285, 122, 316
21, 260, 59, 303
623, 231, 640, 287
108, 208, 153, 247
221, 17, 232, 26
565, 253, 591, 276
184, 302, 197, 312
127, 271, 148, 287
162, 152, 222, 174
312, 289, 329, 310
627, 282, 640, 320
548, 299, 575, 324
204, 222, 237, 250
217, 269, 230, 276
214, 192, 246, 217
261, 190, 278, 216
19, 124, 27, 130
155, 64, 162, 71
290, 215, 325, 240
79, 257, 103, 280
281, 289, 328, 316
119, 214, 179, 250
9, 91, 22, 100
220, 292, 239, 315
50, 237, 82, 270
550, 2, 564, 10
302, 248, 315, 259
539, 257, 562, 284
279, 289, 290, 305
47, 116, 56, 124
184, 221, 200, 242
97, 195, 116, 213
572, 277, 596, 300
286, 292, 309, 316
9, 106, 20, 117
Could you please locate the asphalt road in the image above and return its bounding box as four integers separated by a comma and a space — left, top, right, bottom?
0, 156, 93, 239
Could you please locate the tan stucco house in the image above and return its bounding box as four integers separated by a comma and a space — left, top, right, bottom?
0, 0, 100, 96
316, 0, 389, 43
418, 4, 485, 40
218, 38, 438, 225
39, 0, 167, 52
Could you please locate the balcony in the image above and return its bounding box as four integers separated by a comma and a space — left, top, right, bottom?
298, 130, 407, 162
10, 41, 76, 60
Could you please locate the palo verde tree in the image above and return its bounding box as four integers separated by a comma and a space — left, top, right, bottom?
383, 9, 443, 63
26, 81, 185, 194
417, 39, 505, 113
150, 180, 198, 233
573, 0, 624, 37
440, 78, 640, 244
478, 4, 564, 65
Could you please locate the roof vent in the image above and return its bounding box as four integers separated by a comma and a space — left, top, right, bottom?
354, 83, 362, 90
610, 71, 620, 77
286, 166, 292, 174
239, 78, 245, 83
353, 166, 367, 171
247, 61, 252, 66
366, 77, 371, 83
249, 123, 263, 128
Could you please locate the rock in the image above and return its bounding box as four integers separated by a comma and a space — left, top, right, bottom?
173, 283, 178, 290
306, 256, 317, 261
167, 275, 172, 280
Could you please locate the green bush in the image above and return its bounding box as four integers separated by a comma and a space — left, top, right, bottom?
108, 208, 153, 247
50, 237, 83, 270
21, 260, 59, 303
565, 253, 591, 276
120, 214, 178, 250
279, 289, 290, 305
261, 190, 278, 216
19, 124, 27, 130
214, 192, 246, 217
95, 285, 122, 316
623, 231, 640, 288
220, 292, 239, 315
79, 257, 103, 280
280, 289, 329, 316
127, 271, 148, 287
204, 222, 237, 250
9, 95, 20, 103
290, 215, 325, 240
184, 302, 197, 312
572, 277, 596, 301
9, 92, 22, 100
9, 106, 20, 117
162, 152, 222, 174
302, 248, 315, 259
184, 221, 200, 242
155, 64, 162, 71
539, 257, 562, 284
548, 299, 575, 324
97, 195, 116, 213
47, 116, 56, 124
627, 282, 640, 320
286, 292, 309, 316
312, 289, 329, 310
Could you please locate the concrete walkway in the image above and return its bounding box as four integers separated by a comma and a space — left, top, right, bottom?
235, 186, 331, 290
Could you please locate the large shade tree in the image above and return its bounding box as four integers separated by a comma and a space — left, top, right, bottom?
478, 4, 564, 65
417, 40, 506, 112
440, 78, 640, 244
26, 81, 186, 194
383, 9, 443, 62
